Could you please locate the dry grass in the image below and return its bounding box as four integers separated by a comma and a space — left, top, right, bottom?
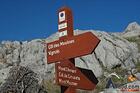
41, 79, 60, 93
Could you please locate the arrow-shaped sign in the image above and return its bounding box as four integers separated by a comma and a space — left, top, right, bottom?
47, 32, 100, 63
55, 60, 98, 90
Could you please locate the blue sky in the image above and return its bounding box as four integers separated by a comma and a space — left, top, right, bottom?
0, 0, 140, 41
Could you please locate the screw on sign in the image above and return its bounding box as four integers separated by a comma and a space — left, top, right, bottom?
46, 7, 100, 93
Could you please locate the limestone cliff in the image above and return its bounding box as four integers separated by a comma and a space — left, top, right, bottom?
0, 22, 140, 93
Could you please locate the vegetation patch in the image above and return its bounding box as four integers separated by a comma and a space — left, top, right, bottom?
135, 62, 140, 72
41, 79, 60, 93
125, 36, 140, 52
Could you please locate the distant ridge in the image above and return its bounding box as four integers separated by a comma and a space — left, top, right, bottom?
122, 22, 140, 37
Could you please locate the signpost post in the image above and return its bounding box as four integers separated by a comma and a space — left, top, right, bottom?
46, 7, 100, 93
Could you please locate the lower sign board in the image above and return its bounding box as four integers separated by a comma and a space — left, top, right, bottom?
55, 60, 98, 90
47, 32, 100, 63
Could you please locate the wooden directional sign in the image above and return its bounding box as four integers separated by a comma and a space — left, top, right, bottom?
47, 32, 100, 63
55, 60, 98, 90
46, 7, 100, 93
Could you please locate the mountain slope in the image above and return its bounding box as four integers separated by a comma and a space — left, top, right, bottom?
0, 22, 140, 93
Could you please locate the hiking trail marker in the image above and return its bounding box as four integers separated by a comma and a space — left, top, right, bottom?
46, 7, 100, 93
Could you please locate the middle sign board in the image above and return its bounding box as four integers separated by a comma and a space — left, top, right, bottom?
47, 32, 100, 63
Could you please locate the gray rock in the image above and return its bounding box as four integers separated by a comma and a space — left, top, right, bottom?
0, 66, 12, 86
0, 22, 140, 92
122, 22, 140, 37
135, 73, 140, 80
0, 29, 139, 79
75, 30, 139, 77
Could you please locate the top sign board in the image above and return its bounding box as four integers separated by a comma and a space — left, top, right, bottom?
58, 7, 73, 39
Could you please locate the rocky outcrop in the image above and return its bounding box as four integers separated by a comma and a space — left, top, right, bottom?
0, 30, 139, 79
0, 22, 140, 92
122, 22, 140, 37
75, 30, 139, 77
125, 22, 140, 32
0, 40, 55, 92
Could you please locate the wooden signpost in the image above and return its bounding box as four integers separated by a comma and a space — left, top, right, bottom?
46, 7, 100, 93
